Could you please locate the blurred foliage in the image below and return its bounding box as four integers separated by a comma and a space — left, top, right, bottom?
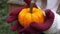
0, 0, 17, 34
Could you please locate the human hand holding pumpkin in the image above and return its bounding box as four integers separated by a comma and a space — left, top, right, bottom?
6, 6, 54, 34
6, 0, 55, 34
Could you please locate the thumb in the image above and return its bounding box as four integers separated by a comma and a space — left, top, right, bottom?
45, 9, 55, 18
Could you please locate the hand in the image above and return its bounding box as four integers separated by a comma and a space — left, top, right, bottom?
6, 7, 25, 31
6, 8, 54, 34
29, 9, 55, 31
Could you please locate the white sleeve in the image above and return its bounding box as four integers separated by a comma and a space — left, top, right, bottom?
54, 11, 60, 34
44, 10, 60, 34
56, 14, 60, 34
51, 10, 60, 30
56, 14, 60, 30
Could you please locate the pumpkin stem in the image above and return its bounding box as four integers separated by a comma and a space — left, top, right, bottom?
30, 0, 36, 13
30, 1, 33, 13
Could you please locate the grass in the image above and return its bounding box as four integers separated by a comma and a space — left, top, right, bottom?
0, 0, 17, 34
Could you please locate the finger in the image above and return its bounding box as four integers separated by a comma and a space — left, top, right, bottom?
45, 9, 51, 16
18, 26, 42, 34
18, 27, 34, 34
10, 22, 20, 31
45, 9, 54, 19
18, 26, 34, 33
18, 27, 27, 33
30, 21, 53, 31
30, 22, 41, 31
6, 16, 17, 23
9, 7, 24, 16
24, 0, 37, 7
6, 7, 24, 23
24, 0, 31, 5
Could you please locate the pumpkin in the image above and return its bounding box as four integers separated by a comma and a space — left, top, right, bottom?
18, 8, 45, 27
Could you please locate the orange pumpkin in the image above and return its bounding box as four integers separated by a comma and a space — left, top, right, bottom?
18, 8, 45, 27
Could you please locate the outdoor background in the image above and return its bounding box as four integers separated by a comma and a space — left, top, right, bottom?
0, 0, 21, 34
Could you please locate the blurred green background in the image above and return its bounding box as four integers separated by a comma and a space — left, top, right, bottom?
0, 0, 17, 34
